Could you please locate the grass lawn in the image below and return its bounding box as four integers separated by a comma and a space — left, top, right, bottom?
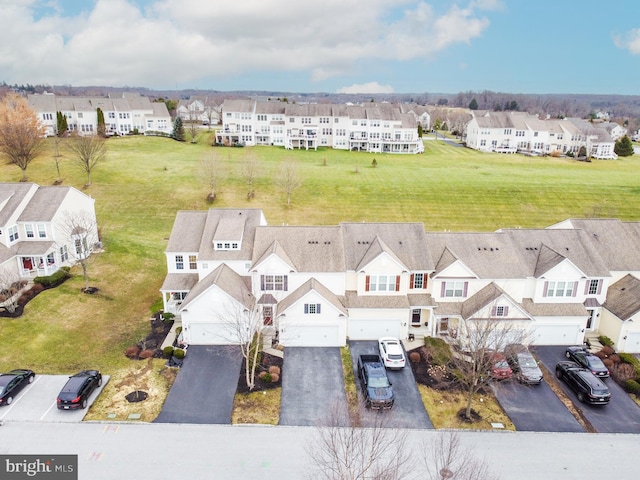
1, 134, 639, 421
231, 388, 281, 425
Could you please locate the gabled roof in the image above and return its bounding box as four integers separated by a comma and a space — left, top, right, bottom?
277, 278, 347, 316
179, 264, 253, 311
460, 283, 526, 319
355, 235, 408, 272
166, 211, 208, 253
0, 183, 37, 226
533, 244, 569, 278
18, 186, 72, 222
603, 274, 640, 320
252, 240, 297, 271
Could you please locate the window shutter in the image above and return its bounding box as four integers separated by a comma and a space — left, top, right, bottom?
491, 306, 497, 316
504, 306, 509, 316
284, 276, 288, 291
463, 282, 468, 297
543, 281, 549, 297
597, 280, 602, 294
395, 276, 400, 291
572, 281, 577, 297
440, 282, 446, 297
423, 274, 428, 290
365, 275, 370, 292
304, 304, 308, 314
410, 274, 415, 289
317, 304, 321, 314
261, 275, 265, 290
584, 281, 589, 295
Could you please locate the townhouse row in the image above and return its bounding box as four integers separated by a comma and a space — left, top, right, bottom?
161, 208, 640, 353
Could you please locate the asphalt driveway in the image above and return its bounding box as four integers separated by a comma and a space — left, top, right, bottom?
155, 345, 241, 424
491, 379, 583, 432
534, 345, 640, 433
279, 347, 348, 426
349, 341, 433, 429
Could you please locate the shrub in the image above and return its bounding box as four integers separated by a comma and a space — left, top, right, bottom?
609, 354, 621, 364
261, 372, 273, 383
173, 348, 186, 359
139, 349, 154, 359
125, 345, 141, 359
34, 268, 71, 288
424, 337, 452, 366
598, 335, 615, 347
611, 360, 638, 383
618, 352, 640, 377
163, 346, 175, 358
625, 379, 640, 394
600, 345, 615, 356
594, 350, 606, 359
162, 312, 175, 323
602, 358, 614, 369
409, 352, 421, 363
175, 326, 183, 335
268, 365, 281, 375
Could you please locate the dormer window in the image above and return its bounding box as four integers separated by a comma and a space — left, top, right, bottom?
214, 241, 240, 251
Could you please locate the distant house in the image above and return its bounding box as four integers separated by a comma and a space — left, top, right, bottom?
176, 96, 222, 125
27, 92, 172, 137
161, 208, 640, 352
0, 183, 99, 280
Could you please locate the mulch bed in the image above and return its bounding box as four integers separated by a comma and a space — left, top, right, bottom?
236, 352, 283, 394
125, 314, 174, 360
409, 345, 458, 390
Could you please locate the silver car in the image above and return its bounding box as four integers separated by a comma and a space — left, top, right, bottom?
504, 344, 543, 385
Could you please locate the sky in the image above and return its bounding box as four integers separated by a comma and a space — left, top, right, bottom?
1, 0, 640, 95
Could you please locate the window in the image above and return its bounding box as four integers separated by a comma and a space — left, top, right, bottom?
261, 275, 288, 291
25, 224, 34, 238
47, 252, 55, 265
411, 273, 426, 289
365, 275, 399, 292
304, 304, 321, 314
189, 255, 197, 270
60, 245, 68, 262
544, 281, 577, 297
441, 281, 467, 298
74, 236, 88, 256
175, 255, 184, 270
172, 292, 187, 301
491, 305, 509, 317
8, 225, 19, 242
587, 279, 602, 295
37, 224, 46, 238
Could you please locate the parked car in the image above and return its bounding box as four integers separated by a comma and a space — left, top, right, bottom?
378, 337, 406, 370
357, 354, 394, 409
565, 346, 609, 378
57, 370, 102, 410
555, 361, 610, 405
0, 369, 35, 406
504, 344, 543, 385
484, 350, 513, 380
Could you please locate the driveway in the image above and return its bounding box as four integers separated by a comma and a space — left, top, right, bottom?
534, 346, 640, 433
0, 374, 109, 423
349, 341, 433, 429
279, 347, 348, 426
155, 345, 241, 424
491, 380, 583, 432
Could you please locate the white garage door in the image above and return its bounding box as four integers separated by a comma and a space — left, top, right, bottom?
186, 323, 235, 345
280, 325, 341, 347
531, 325, 582, 346
624, 332, 640, 353
348, 319, 401, 340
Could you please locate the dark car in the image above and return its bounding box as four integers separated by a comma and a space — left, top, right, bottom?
565, 346, 609, 378
0, 369, 35, 406
504, 343, 543, 385
357, 354, 394, 409
484, 350, 513, 380
57, 370, 102, 410
555, 361, 610, 405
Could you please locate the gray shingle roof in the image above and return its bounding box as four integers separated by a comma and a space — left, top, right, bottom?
161, 273, 199, 291
277, 278, 347, 316
0, 183, 35, 226
18, 186, 71, 222
520, 298, 588, 317
603, 274, 640, 320
343, 291, 409, 309
180, 264, 253, 311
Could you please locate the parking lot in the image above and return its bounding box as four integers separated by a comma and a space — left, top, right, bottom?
533, 346, 640, 433
348, 341, 433, 429
0, 374, 109, 423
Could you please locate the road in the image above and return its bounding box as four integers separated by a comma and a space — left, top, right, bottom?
0, 421, 638, 479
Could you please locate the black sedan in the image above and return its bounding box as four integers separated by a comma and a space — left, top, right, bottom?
555, 361, 610, 405
57, 370, 102, 410
0, 369, 35, 406
565, 346, 609, 378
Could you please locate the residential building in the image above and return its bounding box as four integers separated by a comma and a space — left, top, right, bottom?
176, 96, 222, 125
161, 208, 640, 352
0, 183, 99, 280
27, 92, 172, 137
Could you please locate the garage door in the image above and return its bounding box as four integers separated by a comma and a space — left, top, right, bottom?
348, 319, 401, 340
624, 332, 640, 353
280, 325, 341, 347
531, 325, 582, 346
187, 323, 236, 345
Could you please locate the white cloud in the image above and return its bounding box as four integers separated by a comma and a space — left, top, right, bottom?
613, 29, 640, 55
0, 0, 496, 88
337, 82, 395, 94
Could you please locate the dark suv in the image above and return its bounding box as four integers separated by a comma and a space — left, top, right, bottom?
555, 361, 610, 405
57, 370, 102, 410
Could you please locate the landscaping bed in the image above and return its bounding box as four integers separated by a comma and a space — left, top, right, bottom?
232, 352, 283, 425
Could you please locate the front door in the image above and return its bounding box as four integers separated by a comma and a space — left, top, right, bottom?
586, 309, 595, 330
263, 306, 273, 326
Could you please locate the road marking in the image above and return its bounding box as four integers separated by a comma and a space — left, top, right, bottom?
87, 451, 104, 461
103, 425, 119, 434
40, 399, 58, 421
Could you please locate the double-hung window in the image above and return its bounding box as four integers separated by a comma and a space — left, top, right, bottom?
441, 281, 467, 298
410, 273, 427, 289
25, 224, 34, 238
304, 304, 321, 314
365, 275, 399, 292
544, 281, 577, 297
175, 255, 184, 270
261, 275, 288, 291
586, 279, 602, 295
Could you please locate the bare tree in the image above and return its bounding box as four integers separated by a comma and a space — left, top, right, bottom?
57, 210, 100, 292
200, 153, 224, 202
0, 272, 25, 314
447, 313, 528, 421
0, 93, 46, 181
423, 431, 499, 480
306, 402, 412, 480
241, 153, 260, 199
66, 133, 107, 186
275, 159, 303, 206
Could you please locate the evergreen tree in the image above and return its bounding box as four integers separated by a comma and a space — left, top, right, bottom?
96, 108, 106, 137
56, 111, 68, 137
171, 117, 185, 142
614, 135, 634, 157
469, 98, 478, 110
